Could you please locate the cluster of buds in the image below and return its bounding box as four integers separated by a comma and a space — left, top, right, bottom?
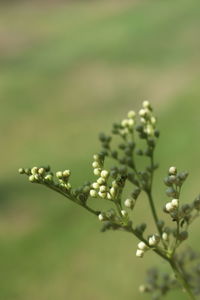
136, 241, 149, 258
120, 110, 136, 136
98, 209, 119, 222
164, 166, 188, 197
148, 234, 160, 246
18, 166, 53, 184
165, 198, 179, 213
56, 169, 71, 190
138, 101, 157, 137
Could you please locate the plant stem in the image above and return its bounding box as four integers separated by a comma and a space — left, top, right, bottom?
169, 259, 196, 300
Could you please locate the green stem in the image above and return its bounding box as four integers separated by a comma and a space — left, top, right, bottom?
169, 259, 196, 300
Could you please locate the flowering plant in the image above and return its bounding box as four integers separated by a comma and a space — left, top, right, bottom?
19, 101, 200, 299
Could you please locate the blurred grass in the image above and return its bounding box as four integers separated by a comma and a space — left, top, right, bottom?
0, 0, 200, 299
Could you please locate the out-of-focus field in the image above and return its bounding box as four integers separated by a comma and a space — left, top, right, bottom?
0, 0, 200, 299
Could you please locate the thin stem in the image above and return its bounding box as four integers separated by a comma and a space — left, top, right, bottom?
169, 259, 196, 300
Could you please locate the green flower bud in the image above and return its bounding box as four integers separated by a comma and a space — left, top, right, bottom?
31, 167, 38, 175
56, 171, 63, 179
63, 170, 71, 177
29, 175, 35, 182
18, 168, 25, 174
178, 231, 188, 241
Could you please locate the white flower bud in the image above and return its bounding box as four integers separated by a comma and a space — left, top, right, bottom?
139, 109, 147, 117
66, 183, 71, 190
169, 166, 177, 175
149, 234, 160, 246
165, 202, 174, 212
90, 189, 97, 197
150, 116, 156, 125
93, 154, 99, 161
140, 117, 146, 124
44, 174, 53, 181
138, 241, 148, 251
139, 285, 147, 293
63, 169, 71, 177
31, 167, 38, 175
162, 232, 168, 241
38, 168, 45, 175
98, 191, 107, 199
142, 100, 150, 109
124, 198, 135, 209
110, 187, 116, 197
121, 210, 128, 217
101, 170, 109, 179
92, 182, 99, 189
98, 213, 105, 221
94, 168, 101, 176
92, 161, 99, 168
128, 119, 134, 127
171, 198, 179, 208
29, 175, 35, 182
128, 110, 136, 119
100, 185, 107, 193
136, 249, 144, 258
146, 124, 154, 136
97, 177, 105, 185
112, 180, 118, 188
56, 171, 63, 178
121, 119, 129, 127
107, 193, 112, 200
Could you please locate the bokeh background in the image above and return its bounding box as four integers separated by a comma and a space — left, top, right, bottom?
1, 0, 200, 299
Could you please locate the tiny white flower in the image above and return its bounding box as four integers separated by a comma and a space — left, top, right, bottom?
93, 154, 99, 161
97, 177, 105, 185
139, 108, 147, 117
169, 166, 177, 175
162, 232, 168, 241
171, 198, 179, 208
90, 189, 97, 197
92, 182, 99, 189
150, 116, 156, 125
107, 193, 112, 200
121, 119, 129, 128
142, 100, 150, 109
101, 170, 109, 179
110, 187, 116, 197
149, 234, 160, 246
128, 110, 136, 119
56, 171, 63, 178
100, 185, 107, 193
63, 169, 71, 177
98, 213, 105, 221
128, 119, 134, 127
138, 241, 148, 251
136, 249, 144, 258
121, 210, 128, 217
124, 198, 135, 209
94, 168, 101, 176
98, 191, 107, 199
165, 202, 174, 212
31, 167, 38, 175
112, 180, 118, 188
92, 161, 99, 168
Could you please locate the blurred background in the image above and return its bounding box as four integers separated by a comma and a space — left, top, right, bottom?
1, 0, 200, 299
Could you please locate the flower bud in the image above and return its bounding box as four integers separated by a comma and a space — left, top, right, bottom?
92, 182, 99, 189
92, 161, 99, 168
56, 171, 63, 179
63, 170, 71, 177
121, 210, 128, 217
38, 168, 45, 175
18, 168, 25, 174
98, 213, 105, 221
178, 231, 188, 241
142, 100, 150, 109
93, 154, 99, 161
169, 166, 177, 175
101, 170, 109, 178
162, 232, 168, 241
128, 110, 136, 119
148, 234, 160, 246
165, 202, 174, 212
138, 241, 148, 251
98, 191, 107, 199
100, 185, 107, 193
94, 168, 101, 176
97, 177, 105, 185
90, 189, 97, 198
124, 198, 135, 209
29, 175, 35, 182
136, 249, 144, 258
44, 174, 53, 182
31, 167, 38, 175
171, 198, 179, 208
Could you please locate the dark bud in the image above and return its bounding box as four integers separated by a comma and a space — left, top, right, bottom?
111, 151, 118, 159
178, 171, 189, 181
139, 132, 147, 139
99, 132, 107, 142
125, 148, 132, 156
144, 148, 152, 157
168, 175, 177, 184
166, 187, 177, 197
136, 125, 143, 132
194, 197, 200, 210
147, 139, 155, 147
25, 168, 31, 175
157, 220, 164, 229
163, 176, 172, 186
178, 231, 188, 241
135, 223, 147, 235
154, 130, 160, 138
132, 188, 141, 200
181, 204, 192, 215
119, 157, 126, 165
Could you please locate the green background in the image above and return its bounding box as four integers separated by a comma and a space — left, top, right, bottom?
1, 0, 200, 299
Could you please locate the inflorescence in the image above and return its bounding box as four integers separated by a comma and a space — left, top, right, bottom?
19, 100, 200, 300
